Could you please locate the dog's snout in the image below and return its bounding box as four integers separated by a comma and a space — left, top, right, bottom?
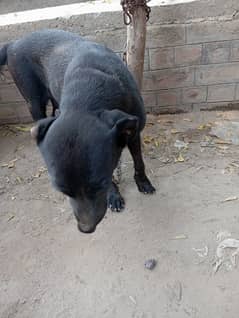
77, 222, 96, 234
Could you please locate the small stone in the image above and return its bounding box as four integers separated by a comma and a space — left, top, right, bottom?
144, 259, 157, 270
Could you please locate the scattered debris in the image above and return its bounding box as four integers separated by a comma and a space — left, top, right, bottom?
14, 125, 32, 132
143, 135, 161, 149
174, 153, 185, 163
171, 129, 180, 134
216, 230, 232, 242
221, 196, 238, 203
197, 123, 211, 130
159, 157, 171, 164
230, 162, 239, 168
154, 140, 160, 147
192, 246, 208, 258
193, 166, 204, 173
200, 140, 215, 148
222, 161, 239, 174
216, 145, 229, 151
210, 121, 239, 145
129, 296, 137, 305
1, 158, 18, 169
7, 215, 15, 222
143, 135, 154, 144
16, 176, 23, 184
33, 167, 47, 178
213, 238, 239, 273
174, 140, 188, 150
214, 139, 232, 145
144, 259, 157, 270
171, 234, 188, 240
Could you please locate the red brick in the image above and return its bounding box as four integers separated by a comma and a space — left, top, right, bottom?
186, 20, 239, 44
207, 84, 235, 102
0, 83, 24, 103
192, 101, 238, 111
15, 102, 31, 120
142, 92, 157, 107
203, 42, 230, 64
235, 84, 239, 100
195, 63, 239, 85
151, 104, 192, 114
0, 103, 18, 124
147, 25, 186, 48
182, 86, 207, 103
157, 90, 178, 106
144, 49, 150, 71
0, 67, 14, 84
231, 40, 239, 62
149, 47, 174, 70
143, 67, 194, 90
175, 45, 202, 66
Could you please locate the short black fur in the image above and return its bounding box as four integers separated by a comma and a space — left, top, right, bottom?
0, 29, 155, 233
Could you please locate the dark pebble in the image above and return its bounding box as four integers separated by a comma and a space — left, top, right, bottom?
144, 259, 157, 270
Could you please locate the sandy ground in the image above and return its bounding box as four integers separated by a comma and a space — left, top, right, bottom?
1, 111, 239, 318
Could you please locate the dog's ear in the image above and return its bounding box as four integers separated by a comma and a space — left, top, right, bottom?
114, 116, 139, 139
100, 109, 139, 144
114, 116, 138, 147
30, 117, 56, 144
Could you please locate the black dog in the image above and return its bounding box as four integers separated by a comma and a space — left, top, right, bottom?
0, 29, 155, 233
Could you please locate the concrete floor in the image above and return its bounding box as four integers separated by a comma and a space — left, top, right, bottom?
1, 111, 239, 318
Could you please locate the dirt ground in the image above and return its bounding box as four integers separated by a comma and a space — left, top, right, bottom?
1, 111, 239, 318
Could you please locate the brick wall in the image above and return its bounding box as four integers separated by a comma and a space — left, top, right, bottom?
1, 0, 239, 123
140, 18, 239, 114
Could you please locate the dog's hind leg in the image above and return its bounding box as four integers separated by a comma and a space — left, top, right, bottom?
127, 133, 156, 194
50, 97, 59, 117
8, 57, 49, 121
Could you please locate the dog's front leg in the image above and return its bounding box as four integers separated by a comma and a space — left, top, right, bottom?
107, 180, 125, 212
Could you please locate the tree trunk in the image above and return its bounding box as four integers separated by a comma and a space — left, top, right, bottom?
126, 6, 146, 91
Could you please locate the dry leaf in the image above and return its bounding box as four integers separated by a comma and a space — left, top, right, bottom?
171, 129, 180, 134
129, 296, 137, 305
197, 124, 207, 130
175, 153, 185, 163
143, 136, 154, 144
16, 176, 23, 183
217, 145, 229, 150
1, 158, 18, 169
192, 246, 209, 258
215, 139, 232, 145
154, 140, 160, 147
221, 196, 238, 203
7, 215, 15, 222
14, 125, 32, 132
33, 167, 47, 178
146, 122, 155, 127
171, 234, 188, 240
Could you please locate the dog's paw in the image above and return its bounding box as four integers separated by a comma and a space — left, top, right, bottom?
107, 192, 125, 212
135, 177, 156, 194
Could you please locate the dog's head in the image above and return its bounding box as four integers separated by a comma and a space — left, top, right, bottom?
31, 110, 138, 233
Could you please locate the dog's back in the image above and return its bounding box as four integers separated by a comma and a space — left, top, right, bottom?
0, 29, 145, 125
